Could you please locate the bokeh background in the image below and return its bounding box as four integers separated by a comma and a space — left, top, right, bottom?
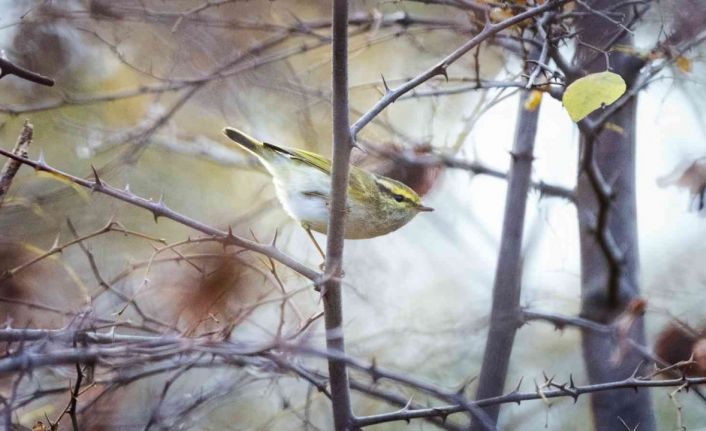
0, 0, 705, 429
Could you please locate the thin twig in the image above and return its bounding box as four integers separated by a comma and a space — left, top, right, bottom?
0, 56, 54, 86
0, 120, 33, 208
0, 219, 164, 282
350, 0, 573, 138
0, 147, 320, 281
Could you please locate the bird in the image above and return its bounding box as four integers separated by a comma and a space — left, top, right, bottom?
222, 127, 433, 240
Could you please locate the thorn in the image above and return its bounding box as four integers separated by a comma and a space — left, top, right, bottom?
51, 232, 61, 251
124, 183, 131, 193
569, 374, 576, 389
224, 226, 235, 250
380, 73, 391, 93
90, 165, 102, 189
105, 215, 116, 228
370, 357, 381, 382
287, 10, 306, 29
630, 360, 644, 380
271, 229, 279, 247
509, 150, 535, 162
36, 150, 46, 167
157, 192, 165, 207
113, 220, 129, 234
350, 138, 364, 152
512, 376, 524, 394
436, 64, 449, 81
558, 382, 579, 403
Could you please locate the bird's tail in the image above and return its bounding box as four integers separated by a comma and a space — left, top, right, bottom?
222, 127, 265, 156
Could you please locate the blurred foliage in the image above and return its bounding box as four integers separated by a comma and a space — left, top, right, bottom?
0, 0, 704, 430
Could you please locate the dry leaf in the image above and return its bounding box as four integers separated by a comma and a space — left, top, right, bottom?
563, 71, 626, 122
489, 7, 514, 23
654, 322, 706, 377
693, 338, 706, 373
675, 56, 692, 73
657, 157, 706, 210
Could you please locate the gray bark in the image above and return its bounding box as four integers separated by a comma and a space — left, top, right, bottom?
324, 0, 354, 430
575, 1, 656, 429
471, 89, 541, 429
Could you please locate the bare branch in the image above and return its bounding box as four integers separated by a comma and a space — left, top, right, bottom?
350, 0, 573, 138
0, 55, 54, 86
0, 148, 320, 281
0, 219, 164, 282
0, 120, 33, 208
323, 1, 354, 428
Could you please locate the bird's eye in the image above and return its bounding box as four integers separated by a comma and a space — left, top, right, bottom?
393, 194, 404, 203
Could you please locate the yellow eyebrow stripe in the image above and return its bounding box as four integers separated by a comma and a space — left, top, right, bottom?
374, 177, 418, 202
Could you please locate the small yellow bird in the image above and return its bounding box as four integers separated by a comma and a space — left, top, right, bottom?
222, 127, 433, 239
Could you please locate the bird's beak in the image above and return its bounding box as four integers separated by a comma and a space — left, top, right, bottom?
417, 204, 434, 212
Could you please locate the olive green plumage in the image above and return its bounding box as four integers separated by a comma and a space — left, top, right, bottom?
223, 127, 432, 239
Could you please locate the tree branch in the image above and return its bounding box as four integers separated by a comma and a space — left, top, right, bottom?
349, 0, 573, 138
472, 69, 543, 428
324, 1, 354, 429
0, 56, 54, 86
354, 373, 706, 427
0, 148, 320, 281
0, 121, 33, 208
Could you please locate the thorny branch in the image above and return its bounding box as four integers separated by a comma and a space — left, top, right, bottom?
1, 324, 704, 429
350, 0, 574, 139
0, 147, 320, 281
354, 371, 706, 427
0, 218, 164, 282
1, 1, 704, 429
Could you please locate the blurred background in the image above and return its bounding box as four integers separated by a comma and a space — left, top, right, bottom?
0, 0, 705, 429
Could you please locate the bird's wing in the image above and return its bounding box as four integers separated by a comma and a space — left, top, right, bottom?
263, 142, 369, 196
263, 143, 331, 174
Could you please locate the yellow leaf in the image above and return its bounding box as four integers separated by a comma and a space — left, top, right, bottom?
524, 90, 543, 112
676, 56, 692, 73
604, 122, 625, 134
562, 71, 626, 122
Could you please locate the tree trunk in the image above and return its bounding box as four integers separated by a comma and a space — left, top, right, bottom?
575, 1, 656, 429
471, 89, 541, 429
